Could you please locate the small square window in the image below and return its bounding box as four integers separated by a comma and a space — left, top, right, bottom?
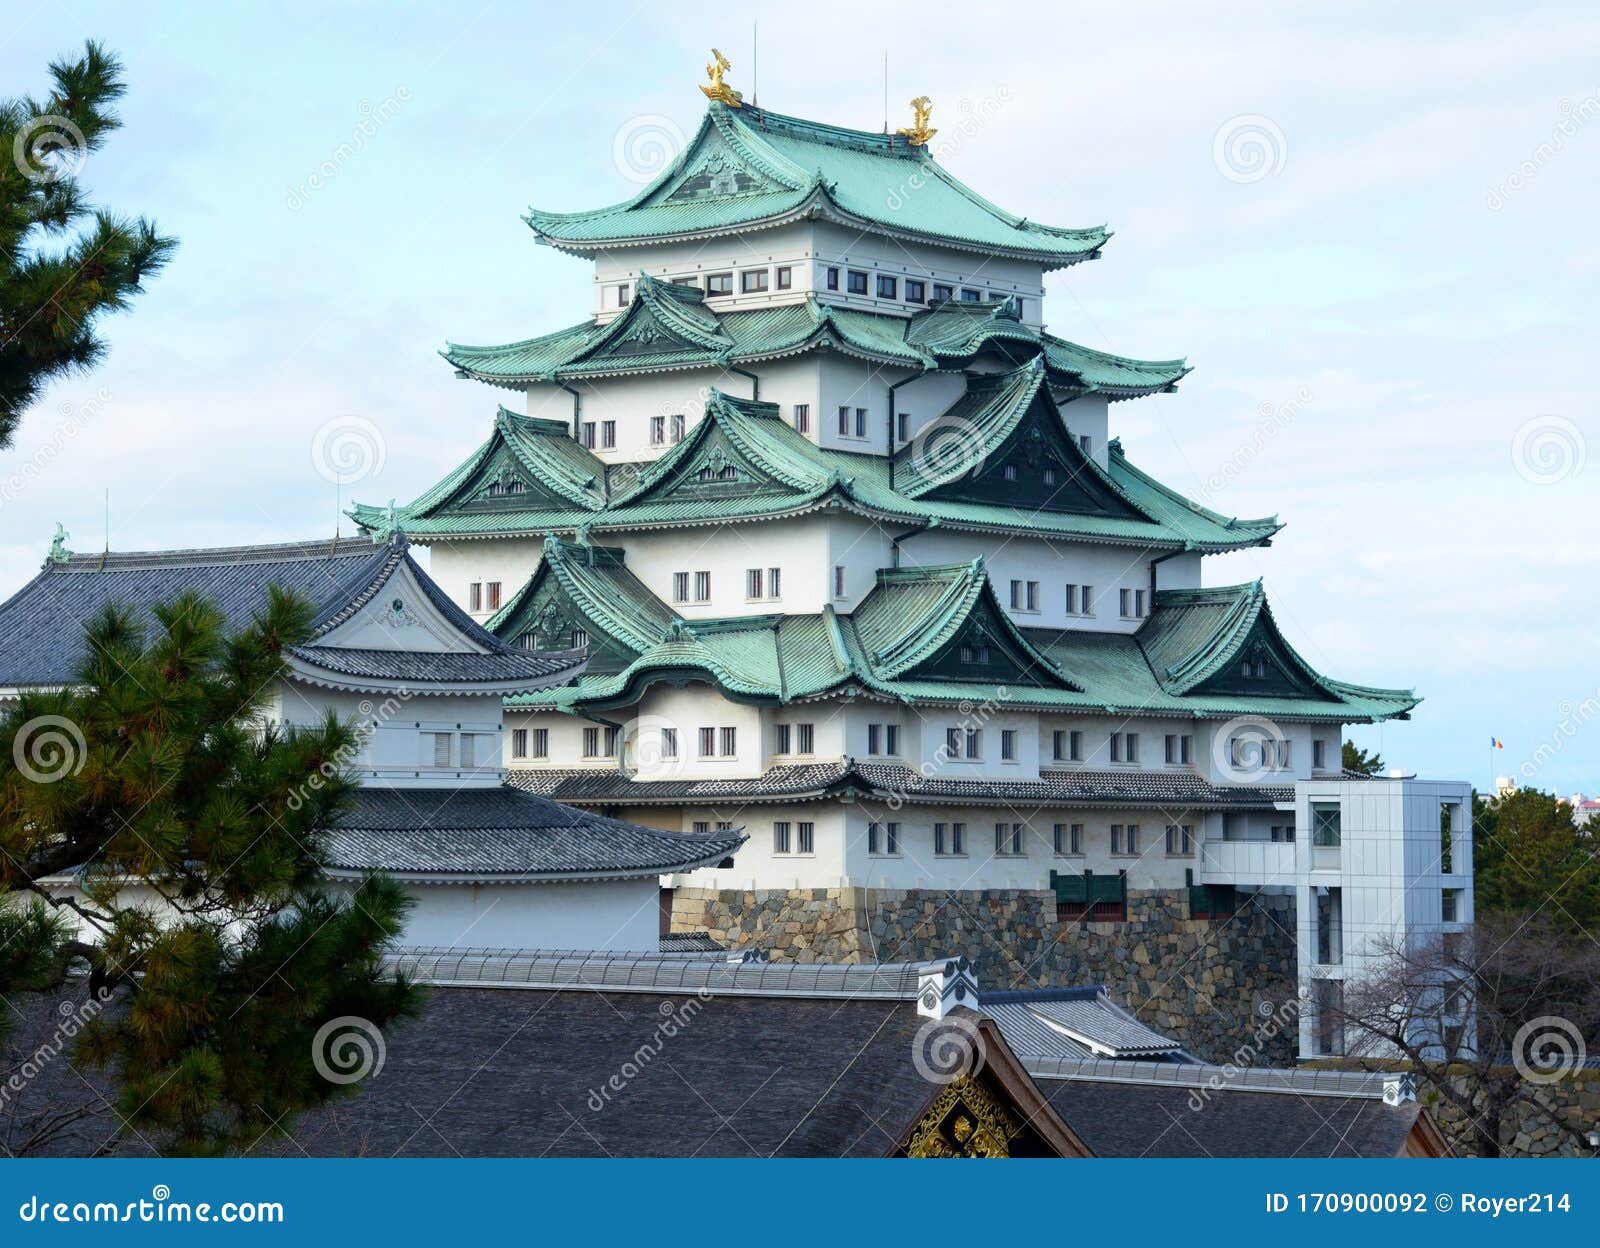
826, 267, 840, 291
876, 274, 898, 299
741, 269, 769, 293
904, 278, 925, 302
706, 272, 733, 296
776, 266, 792, 289
847, 270, 869, 295
931, 282, 953, 302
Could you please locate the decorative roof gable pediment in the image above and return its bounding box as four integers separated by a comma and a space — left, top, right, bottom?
489, 537, 677, 677
655, 128, 788, 203
1140, 583, 1340, 702
898, 361, 1148, 521
852, 560, 1080, 691
610, 390, 834, 513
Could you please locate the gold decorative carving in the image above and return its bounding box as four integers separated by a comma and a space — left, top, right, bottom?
700, 49, 743, 107
903, 1074, 1023, 1158
896, 96, 937, 147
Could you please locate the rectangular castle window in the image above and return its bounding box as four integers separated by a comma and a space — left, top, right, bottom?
905, 278, 925, 302
469, 582, 482, 612
486, 581, 502, 611
793, 404, 810, 433
601, 420, 615, 449
706, 272, 733, 296
616, 283, 629, 307
650, 415, 665, 445
512, 728, 527, 759
931, 282, 953, 302
694, 571, 710, 602
847, 270, 868, 295
776, 266, 792, 289
741, 269, 769, 293
876, 274, 898, 299
994, 822, 1024, 856
773, 821, 792, 854
826, 267, 840, 290
660, 727, 677, 759
1001, 730, 1017, 761
798, 821, 815, 853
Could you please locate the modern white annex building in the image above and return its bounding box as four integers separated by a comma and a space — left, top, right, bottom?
353, 63, 1472, 1055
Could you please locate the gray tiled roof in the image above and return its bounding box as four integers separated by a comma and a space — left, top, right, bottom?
1035, 1065, 1424, 1158
0, 533, 582, 690
286, 644, 577, 685
983, 988, 1188, 1061
322, 786, 745, 879
510, 761, 1292, 810
0, 538, 383, 687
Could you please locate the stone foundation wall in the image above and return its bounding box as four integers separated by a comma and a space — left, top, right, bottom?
1425, 1071, 1600, 1157
669, 885, 1299, 1064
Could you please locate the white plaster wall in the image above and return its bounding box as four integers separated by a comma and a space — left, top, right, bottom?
619, 511, 888, 618
676, 802, 846, 890
426, 536, 543, 624
897, 530, 1157, 633
628, 684, 765, 780
369, 878, 662, 951
277, 681, 506, 788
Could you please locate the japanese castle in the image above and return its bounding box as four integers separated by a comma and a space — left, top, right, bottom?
339, 60, 1471, 1059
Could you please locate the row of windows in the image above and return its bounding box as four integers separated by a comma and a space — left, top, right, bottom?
579, 420, 616, 450
765, 819, 1200, 858
609, 267, 1027, 315
511, 721, 1324, 775
673, 567, 851, 604
823, 266, 1024, 315
425, 730, 496, 768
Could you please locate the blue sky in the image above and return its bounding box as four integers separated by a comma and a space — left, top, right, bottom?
2, 2, 1595, 793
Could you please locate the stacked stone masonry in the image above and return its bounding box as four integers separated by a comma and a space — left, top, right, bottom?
669, 885, 1300, 1065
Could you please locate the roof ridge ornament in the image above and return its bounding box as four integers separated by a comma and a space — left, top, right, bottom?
47, 522, 71, 565
896, 96, 937, 147
700, 48, 743, 108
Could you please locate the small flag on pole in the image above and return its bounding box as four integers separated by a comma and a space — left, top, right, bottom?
1490, 737, 1504, 749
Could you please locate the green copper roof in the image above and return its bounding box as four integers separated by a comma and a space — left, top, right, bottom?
354, 382, 1280, 553
524, 103, 1107, 269
892, 356, 1145, 521
443, 287, 1182, 397
493, 542, 1415, 724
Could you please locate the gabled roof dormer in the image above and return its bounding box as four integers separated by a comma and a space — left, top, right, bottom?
1138, 581, 1378, 705
609, 388, 846, 513
349, 407, 605, 535
488, 536, 677, 677
893, 358, 1149, 519
849, 560, 1081, 691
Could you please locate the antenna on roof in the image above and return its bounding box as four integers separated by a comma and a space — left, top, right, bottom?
751, 19, 758, 106
883, 52, 889, 134
103, 488, 109, 554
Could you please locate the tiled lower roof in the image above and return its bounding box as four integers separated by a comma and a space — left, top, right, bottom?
322, 786, 745, 880
507, 762, 1293, 810
286, 644, 580, 686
